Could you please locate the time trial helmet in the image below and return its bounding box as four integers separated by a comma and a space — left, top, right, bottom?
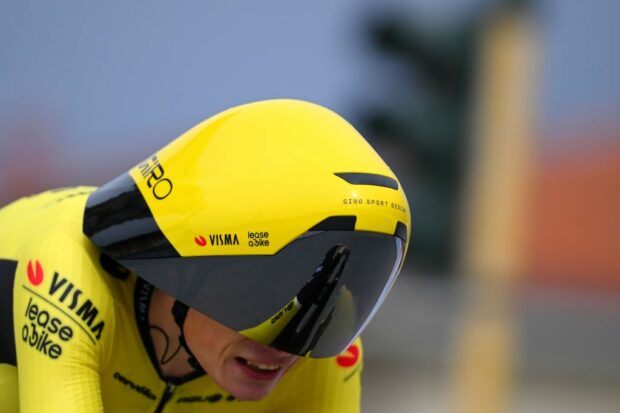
83, 99, 410, 358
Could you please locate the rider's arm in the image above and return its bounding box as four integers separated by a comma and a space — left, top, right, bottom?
13, 230, 114, 413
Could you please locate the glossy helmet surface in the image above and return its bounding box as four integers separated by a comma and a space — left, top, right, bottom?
83, 99, 411, 357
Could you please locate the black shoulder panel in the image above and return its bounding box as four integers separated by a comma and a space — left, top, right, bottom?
0, 260, 18, 366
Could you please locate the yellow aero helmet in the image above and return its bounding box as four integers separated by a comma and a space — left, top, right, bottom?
83, 99, 411, 357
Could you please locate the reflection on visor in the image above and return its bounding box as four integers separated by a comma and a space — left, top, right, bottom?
351, 237, 402, 342
241, 237, 404, 357
270, 244, 350, 355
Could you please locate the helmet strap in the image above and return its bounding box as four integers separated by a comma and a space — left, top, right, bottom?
171, 300, 205, 373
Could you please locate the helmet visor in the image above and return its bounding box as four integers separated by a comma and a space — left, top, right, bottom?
120, 230, 404, 358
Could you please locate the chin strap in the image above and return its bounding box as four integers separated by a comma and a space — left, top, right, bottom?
171, 300, 205, 373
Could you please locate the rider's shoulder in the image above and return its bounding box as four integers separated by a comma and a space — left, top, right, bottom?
12, 187, 118, 314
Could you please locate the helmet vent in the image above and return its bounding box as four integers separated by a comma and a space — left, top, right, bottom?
309, 216, 357, 231
334, 172, 398, 190
394, 221, 408, 242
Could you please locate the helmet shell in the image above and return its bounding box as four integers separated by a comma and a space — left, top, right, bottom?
124, 99, 410, 256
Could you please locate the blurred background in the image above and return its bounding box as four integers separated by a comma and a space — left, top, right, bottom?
1, 0, 618, 411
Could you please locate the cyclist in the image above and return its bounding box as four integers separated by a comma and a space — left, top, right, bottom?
0, 99, 410, 412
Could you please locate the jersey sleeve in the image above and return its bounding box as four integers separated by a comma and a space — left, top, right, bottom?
13, 229, 115, 413
268, 338, 363, 413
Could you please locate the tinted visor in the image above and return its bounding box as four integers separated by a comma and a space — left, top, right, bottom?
121, 230, 403, 357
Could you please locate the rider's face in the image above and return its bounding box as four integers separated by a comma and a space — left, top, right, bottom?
184, 309, 300, 401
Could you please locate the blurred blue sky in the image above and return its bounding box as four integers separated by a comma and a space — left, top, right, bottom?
0, 0, 618, 165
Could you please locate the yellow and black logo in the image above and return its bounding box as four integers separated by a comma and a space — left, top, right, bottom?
138, 154, 173, 200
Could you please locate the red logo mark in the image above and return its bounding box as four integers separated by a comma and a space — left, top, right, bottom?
194, 235, 207, 247
27, 260, 44, 286
336, 344, 360, 368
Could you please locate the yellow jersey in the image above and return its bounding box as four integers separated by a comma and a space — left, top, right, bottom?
0, 187, 362, 412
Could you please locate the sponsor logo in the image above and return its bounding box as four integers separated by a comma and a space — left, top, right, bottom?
271, 301, 295, 325
342, 197, 407, 214
22, 261, 104, 344
342, 197, 363, 205
208, 233, 239, 246
113, 372, 157, 400
48, 271, 105, 340
138, 154, 173, 200
336, 344, 360, 368
194, 235, 207, 247
177, 393, 235, 404
27, 260, 44, 286
247, 231, 269, 247
22, 297, 74, 360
